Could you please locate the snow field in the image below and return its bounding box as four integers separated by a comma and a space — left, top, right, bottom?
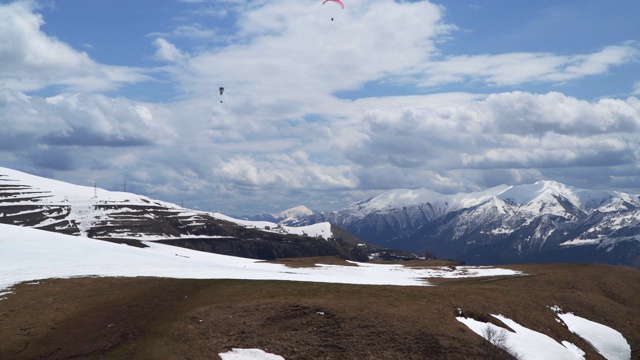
0, 223, 522, 293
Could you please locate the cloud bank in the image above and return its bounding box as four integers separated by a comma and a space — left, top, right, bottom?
0, 0, 639, 214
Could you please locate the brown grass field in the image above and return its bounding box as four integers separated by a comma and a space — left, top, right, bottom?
0, 260, 638, 359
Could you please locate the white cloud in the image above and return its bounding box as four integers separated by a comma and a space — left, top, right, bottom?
417, 45, 639, 87
161, 0, 452, 117
563, 45, 639, 77
152, 38, 188, 62
148, 0, 638, 125
484, 92, 640, 134
135, 105, 154, 123
339, 92, 640, 191
0, 89, 173, 151
170, 24, 218, 39
220, 152, 359, 190
0, 0, 149, 92
1, 0, 639, 214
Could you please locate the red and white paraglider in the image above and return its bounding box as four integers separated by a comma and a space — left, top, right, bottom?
322, 0, 344, 21
322, 0, 344, 9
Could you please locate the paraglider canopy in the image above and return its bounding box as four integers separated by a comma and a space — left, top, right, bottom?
322, 0, 343, 21
322, 0, 344, 9
219, 87, 224, 96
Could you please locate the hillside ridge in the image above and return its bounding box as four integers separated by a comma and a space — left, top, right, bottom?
0, 167, 368, 261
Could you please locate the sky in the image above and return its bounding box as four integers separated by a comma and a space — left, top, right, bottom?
0, 0, 639, 215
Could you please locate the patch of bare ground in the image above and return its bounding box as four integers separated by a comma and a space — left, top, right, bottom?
264, 256, 358, 268
398, 259, 463, 268
0, 263, 638, 359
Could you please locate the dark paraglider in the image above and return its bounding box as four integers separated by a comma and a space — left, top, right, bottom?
219, 87, 224, 103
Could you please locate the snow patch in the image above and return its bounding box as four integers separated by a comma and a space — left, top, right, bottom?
457, 308, 633, 360
562, 341, 586, 360
457, 314, 579, 360
557, 312, 631, 360
219, 348, 285, 360
559, 238, 601, 247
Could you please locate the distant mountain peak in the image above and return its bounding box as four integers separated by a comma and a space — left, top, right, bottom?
497, 181, 574, 206
496, 181, 639, 214
274, 205, 315, 219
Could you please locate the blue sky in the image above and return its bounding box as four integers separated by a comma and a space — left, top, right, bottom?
1, 0, 639, 215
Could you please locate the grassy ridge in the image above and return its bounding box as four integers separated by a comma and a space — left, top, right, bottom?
0, 263, 638, 359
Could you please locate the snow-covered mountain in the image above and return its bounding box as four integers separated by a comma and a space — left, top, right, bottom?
284, 181, 640, 268
0, 167, 363, 260
276, 205, 315, 219
239, 205, 316, 223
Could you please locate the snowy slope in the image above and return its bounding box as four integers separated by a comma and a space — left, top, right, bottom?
0, 223, 521, 292
0, 167, 333, 240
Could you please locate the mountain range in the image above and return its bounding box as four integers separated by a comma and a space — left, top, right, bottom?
281, 181, 640, 268
1, 167, 639, 358
4, 165, 639, 268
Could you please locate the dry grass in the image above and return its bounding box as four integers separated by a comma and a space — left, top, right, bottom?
0, 263, 638, 359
